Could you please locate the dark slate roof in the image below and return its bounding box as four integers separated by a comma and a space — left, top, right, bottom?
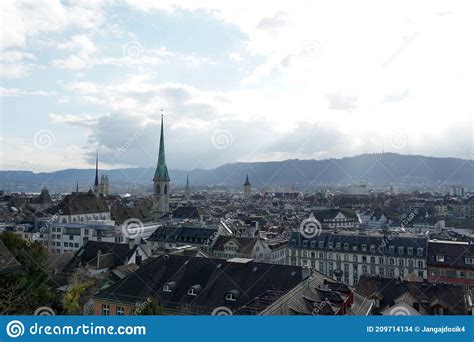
147, 225, 217, 244
356, 275, 469, 315
212, 236, 259, 254
65, 241, 138, 272
261, 271, 373, 316
94, 254, 304, 315
47, 251, 75, 271
111, 206, 151, 225
289, 230, 427, 257
172, 206, 202, 220
427, 240, 474, 268
48, 192, 108, 215
0, 239, 22, 274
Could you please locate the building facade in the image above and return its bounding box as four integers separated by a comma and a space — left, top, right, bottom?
287, 230, 427, 286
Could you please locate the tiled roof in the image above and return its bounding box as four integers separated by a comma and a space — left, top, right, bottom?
356, 275, 470, 315
0, 239, 22, 274
94, 254, 304, 314
261, 271, 373, 315
427, 240, 474, 268
48, 192, 108, 215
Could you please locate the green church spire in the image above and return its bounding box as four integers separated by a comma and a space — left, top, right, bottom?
153, 114, 170, 181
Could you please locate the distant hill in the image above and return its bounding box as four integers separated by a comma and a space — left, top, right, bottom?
0, 153, 472, 192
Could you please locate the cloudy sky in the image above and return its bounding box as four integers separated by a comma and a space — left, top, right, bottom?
1, 0, 473, 172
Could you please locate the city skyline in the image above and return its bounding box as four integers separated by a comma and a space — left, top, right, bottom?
1, 1, 473, 173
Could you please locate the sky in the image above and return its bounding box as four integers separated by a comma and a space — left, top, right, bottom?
1, 0, 473, 172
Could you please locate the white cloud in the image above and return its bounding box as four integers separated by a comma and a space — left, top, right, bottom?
0, 87, 55, 96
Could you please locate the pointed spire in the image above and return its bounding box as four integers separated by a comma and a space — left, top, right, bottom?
244, 174, 251, 186
76, 179, 79, 193
94, 150, 99, 187
153, 112, 170, 181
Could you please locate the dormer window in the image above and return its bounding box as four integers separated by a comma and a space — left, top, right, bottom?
187, 284, 202, 296
225, 293, 236, 301
162, 281, 176, 293
225, 289, 240, 302
436, 254, 445, 262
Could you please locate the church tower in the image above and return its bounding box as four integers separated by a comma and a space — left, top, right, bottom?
93, 151, 99, 197
184, 173, 191, 202
243, 174, 251, 198
152, 114, 170, 220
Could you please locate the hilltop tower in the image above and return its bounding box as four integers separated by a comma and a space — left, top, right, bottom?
100, 174, 109, 196
152, 114, 170, 220
244, 174, 251, 198
184, 173, 191, 202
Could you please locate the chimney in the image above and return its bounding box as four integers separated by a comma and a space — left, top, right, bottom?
302, 266, 311, 280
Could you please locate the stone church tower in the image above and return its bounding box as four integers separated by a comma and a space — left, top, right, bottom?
152, 115, 170, 220
244, 174, 251, 198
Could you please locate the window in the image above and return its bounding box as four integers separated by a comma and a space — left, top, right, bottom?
69, 235, 74, 240
407, 247, 414, 256
370, 257, 375, 264
336, 243, 341, 249
417, 248, 423, 256
302, 240, 308, 247
417, 260, 424, 268
328, 242, 333, 249
319, 252, 324, 259
465, 258, 474, 265
353, 255, 358, 263
116, 307, 124, 315
362, 244, 367, 252
379, 257, 384, 264
344, 243, 349, 250
370, 245, 375, 253
399, 259, 404, 267
436, 255, 445, 262
398, 247, 404, 255
318, 241, 324, 249
389, 246, 395, 254
352, 245, 358, 251
102, 304, 110, 316
362, 256, 367, 263
310, 241, 316, 248
188, 288, 197, 296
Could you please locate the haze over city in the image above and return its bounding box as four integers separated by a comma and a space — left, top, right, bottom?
1, 1, 473, 173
